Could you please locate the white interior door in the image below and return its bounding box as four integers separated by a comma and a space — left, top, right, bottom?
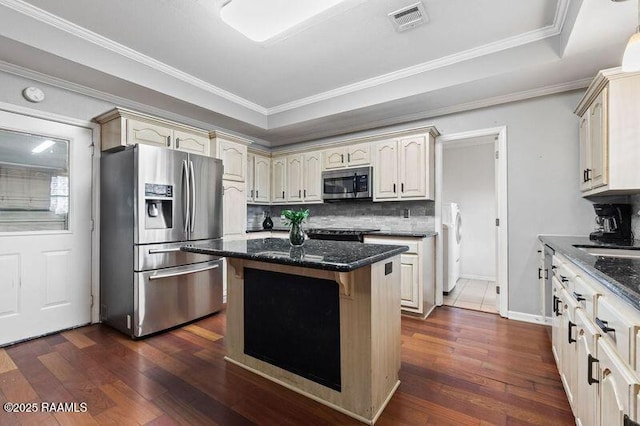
0, 110, 93, 346
494, 137, 501, 313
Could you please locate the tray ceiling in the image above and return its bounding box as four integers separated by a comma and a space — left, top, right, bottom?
0, 0, 635, 146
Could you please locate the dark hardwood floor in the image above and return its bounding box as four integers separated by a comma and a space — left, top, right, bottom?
0, 306, 573, 425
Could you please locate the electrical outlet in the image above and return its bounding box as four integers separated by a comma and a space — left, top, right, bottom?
403, 208, 410, 218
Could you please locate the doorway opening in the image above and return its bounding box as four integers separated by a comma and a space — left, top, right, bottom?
435, 127, 508, 317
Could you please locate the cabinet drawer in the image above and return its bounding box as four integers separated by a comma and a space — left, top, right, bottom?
363, 237, 419, 254
572, 276, 600, 319
596, 297, 639, 366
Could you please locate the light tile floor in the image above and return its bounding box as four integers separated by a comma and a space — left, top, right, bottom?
443, 278, 499, 314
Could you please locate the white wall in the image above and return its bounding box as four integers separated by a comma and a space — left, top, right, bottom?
443, 140, 495, 280
304, 90, 595, 317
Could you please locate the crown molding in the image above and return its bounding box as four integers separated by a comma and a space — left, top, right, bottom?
267, 0, 571, 115
271, 77, 590, 146
0, 59, 259, 141
1, 0, 572, 121
0, 0, 268, 115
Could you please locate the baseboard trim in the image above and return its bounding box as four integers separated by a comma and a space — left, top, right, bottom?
460, 274, 496, 281
507, 311, 549, 325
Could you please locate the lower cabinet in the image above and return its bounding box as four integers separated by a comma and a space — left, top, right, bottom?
549, 251, 640, 426
363, 235, 435, 317
576, 308, 600, 426
223, 180, 246, 239
598, 339, 640, 426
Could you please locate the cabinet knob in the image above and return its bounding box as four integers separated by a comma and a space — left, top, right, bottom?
176, 137, 180, 148
341, 154, 344, 163
393, 183, 396, 193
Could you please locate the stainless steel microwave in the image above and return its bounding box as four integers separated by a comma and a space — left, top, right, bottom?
322, 166, 373, 201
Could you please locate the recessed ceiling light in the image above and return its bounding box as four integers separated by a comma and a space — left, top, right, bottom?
220, 0, 348, 42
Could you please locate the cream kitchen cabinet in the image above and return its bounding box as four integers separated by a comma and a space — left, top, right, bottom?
363, 235, 435, 317
575, 68, 640, 196
576, 308, 600, 426
597, 338, 640, 426
96, 108, 209, 155
273, 152, 323, 204
322, 143, 370, 170
373, 132, 435, 201
223, 180, 246, 239
215, 137, 248, 182
578, 88, 608, 192
247, 152, 270, 204
549, 250, 640, 425
271, 157, 287, 204
286, 155, 304, 203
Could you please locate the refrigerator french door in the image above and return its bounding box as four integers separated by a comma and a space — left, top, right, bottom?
101, 144, 224, 338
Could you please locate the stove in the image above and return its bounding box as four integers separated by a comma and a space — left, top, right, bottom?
305, 228, 380, 243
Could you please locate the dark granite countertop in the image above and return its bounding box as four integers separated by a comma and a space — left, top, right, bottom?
245, 228, 437, 238
539, 235, 640, 310
246, 227, 289, 233
182, 238, 408, 272
366, 230, 437, 238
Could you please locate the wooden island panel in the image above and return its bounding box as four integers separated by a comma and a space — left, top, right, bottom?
225, 256, 401, 425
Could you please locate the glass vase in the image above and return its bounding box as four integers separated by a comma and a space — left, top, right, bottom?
289, 223, 306, 246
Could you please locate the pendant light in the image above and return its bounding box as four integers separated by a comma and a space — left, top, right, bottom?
622, 0, 640, 71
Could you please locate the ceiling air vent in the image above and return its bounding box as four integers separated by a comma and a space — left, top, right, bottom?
388, 2, 428, 33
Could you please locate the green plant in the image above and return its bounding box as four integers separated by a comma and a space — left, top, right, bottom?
281, 208, 310, 227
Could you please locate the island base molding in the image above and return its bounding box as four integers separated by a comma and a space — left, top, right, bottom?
224, 356, 400, 425
226, 257, 402, 424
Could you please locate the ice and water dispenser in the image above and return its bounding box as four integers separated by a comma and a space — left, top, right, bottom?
144, 183, 173, 229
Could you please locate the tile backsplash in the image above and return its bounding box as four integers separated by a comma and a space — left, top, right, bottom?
631, 195, 640, 239
247, 200, 435, 232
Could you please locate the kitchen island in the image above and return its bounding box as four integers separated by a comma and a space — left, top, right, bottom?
182, 238, 407, 424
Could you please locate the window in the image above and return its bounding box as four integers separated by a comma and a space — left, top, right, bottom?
0, 129, 69, 232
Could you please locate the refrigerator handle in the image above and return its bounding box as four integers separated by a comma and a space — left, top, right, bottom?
182, 160, 190, 233
189, 160, 196, 233
148, 263, 220, 280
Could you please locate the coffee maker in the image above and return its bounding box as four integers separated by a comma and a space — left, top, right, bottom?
589, 203, 633, 243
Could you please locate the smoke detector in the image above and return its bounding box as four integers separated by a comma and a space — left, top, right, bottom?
388, 2, 428, 32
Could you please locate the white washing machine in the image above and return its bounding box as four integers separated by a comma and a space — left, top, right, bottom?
442, 202, 462, 293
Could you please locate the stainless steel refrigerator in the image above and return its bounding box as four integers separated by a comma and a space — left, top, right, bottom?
100, 144, 224, 338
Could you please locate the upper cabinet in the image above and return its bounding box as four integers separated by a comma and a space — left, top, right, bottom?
247, 152, 270, 204
272, 151, 323, 205
210, 131, 250, 182
373, 131, 436, 201
271, 157, 287, 203
323, 143, 370, 170
173, 129, 210, 156
575, 68, 640, 196
96, 108, 210, 156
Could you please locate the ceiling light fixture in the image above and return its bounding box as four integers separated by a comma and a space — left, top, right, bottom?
621, 0, 640, 71
32, 140, 55, 154
220, 0, 348, 42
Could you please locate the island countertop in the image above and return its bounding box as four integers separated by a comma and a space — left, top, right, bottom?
181, 238, 408, 272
